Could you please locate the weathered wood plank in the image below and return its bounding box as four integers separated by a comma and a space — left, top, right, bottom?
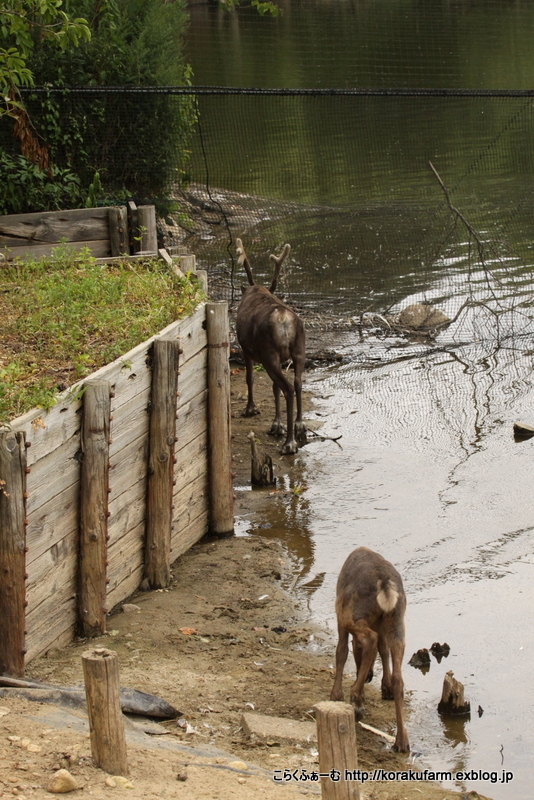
25, 435, 80, 515
171, 510, 209, 562
174, 430, 207, 488
10, 399, 81, 467
26, 527, 77, 590
108, 434, 148, 501
175, 389, 207, 452
106, 563, 144, 614
106, 521, 144, 594
1, 239, 110, 261
109, 388, 150, 458
107, 481, 146, 547
26, 624, 73, 663
0, 207, 110, 242
171, 491, 209, 558
177, 349, 207, 409
26, 482, 78, 566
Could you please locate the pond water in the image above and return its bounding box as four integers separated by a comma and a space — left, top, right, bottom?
185, 2, 534, 796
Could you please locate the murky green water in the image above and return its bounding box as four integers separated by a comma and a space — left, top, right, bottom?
186, 3, 534, 797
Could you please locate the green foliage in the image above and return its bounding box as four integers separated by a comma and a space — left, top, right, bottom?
0, 0, 90, 117
220, 0, 281, 15
85, 170, 102, 208
0, 151, 82, 214
0, 0, 196, 213
0, 247, 204, 424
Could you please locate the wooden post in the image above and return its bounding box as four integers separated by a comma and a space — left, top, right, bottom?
176, 254, 196, 274
0, 431, 27, 677
206, 303, 234, 535
137, 205, 158, 254
108, 206, 129, 256
313, 701, 360, 800
82, 648, 128, 776
146, 338, 181, 588
196, 269, 208, 295
79, 381, 111, 638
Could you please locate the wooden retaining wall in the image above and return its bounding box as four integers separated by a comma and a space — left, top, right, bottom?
0, 203, 158, 261
0, 300, 233, 673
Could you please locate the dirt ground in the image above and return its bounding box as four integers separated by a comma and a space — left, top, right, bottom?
0, 368, 490, 800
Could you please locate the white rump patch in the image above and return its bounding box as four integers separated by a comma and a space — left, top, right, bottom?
376, 580, 399, 614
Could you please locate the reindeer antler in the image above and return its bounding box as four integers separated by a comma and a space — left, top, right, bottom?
269, 244, 291, 294
236, 238, 255, 286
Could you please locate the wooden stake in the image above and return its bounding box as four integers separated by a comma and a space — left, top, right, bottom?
108, 207, 128, 256
206, 303, 234, 535
0, 431, 27, 677
137, 205, 158, 254
82, 648, 128, 775
313, 701, 360, 800
79, 381, 111, 638
146, 338, 181, 588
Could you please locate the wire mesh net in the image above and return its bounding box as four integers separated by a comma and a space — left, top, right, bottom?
3, 87, 534, 359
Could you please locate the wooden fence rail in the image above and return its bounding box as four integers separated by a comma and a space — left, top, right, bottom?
0, 296, 233, 671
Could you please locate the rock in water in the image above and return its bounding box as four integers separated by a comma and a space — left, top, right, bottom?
397, 303, 450, 330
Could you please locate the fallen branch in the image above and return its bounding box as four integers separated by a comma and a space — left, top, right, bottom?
358, 721, 395, 744
307, 429, 343, 447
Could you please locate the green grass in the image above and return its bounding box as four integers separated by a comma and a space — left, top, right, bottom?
0, 246, 205, 426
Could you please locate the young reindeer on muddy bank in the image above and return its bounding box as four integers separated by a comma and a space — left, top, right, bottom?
330, 547, 410, 753
235, 238, 306, 455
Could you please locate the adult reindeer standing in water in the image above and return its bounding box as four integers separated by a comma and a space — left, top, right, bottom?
235, 238, 306, 455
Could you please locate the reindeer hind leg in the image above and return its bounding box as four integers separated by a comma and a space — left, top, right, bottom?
242, 353, 260, 417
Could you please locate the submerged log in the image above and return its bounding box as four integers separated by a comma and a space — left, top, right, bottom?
248, 431, 275, 486
437, 670, 471, 716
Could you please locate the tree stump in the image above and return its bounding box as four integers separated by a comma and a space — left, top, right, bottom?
248, 432, 275, 486
437, 670, 471, 716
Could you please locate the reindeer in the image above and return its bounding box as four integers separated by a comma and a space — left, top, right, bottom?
330, 547, 409, 753
235, 238, 306, 455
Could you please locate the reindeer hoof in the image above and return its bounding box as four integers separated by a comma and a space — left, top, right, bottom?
393, 735, 410, 753
294, 422, 307, 446
268, 422, 287, 436
280, 441, 298, 455
350, 701, 365, 722
242, 406, 260, 418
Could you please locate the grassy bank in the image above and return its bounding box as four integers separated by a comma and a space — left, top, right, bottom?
0, 247, 204, 426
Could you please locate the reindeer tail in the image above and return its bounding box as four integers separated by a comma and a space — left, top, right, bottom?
236, 238, 255, 286
376, 579, 399, 614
